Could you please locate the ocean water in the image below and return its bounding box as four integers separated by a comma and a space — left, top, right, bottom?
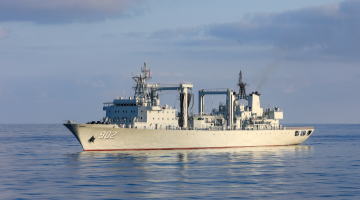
0, 124, 359, 199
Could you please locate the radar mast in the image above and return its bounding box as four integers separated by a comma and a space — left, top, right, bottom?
237, 70, 248, 99
133, 62, 151, 101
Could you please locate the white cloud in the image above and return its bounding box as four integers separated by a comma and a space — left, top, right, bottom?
145, 0, 360, 61
0, 0, 147, 23
157, 72, 170, 76
204, 0, 360, 60
150, 27, 198, 39
76, 79, 105, 88
174, 73, 183, 77
284, 84, 295, 94
0, 26, 8, 38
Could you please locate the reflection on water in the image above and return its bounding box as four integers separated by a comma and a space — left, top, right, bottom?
65, 146, 313, 199
2, 124, 359, 199
71, 145, 313, 160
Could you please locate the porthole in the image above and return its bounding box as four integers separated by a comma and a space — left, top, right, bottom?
295, 131, 299, 136
141, 117, 143, 119
123, 111, 124, 113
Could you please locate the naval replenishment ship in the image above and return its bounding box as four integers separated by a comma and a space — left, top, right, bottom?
64, 63, 314, 151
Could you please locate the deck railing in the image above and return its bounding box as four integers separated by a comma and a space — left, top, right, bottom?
284, 127, 314, 130
202, 88, 228, 92
122, 126, 314, 131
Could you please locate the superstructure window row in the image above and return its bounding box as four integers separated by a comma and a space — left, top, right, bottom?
115, 104, 136, 106
113, 110, 136, 113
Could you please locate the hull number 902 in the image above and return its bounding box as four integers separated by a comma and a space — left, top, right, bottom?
99, 131, 117, 139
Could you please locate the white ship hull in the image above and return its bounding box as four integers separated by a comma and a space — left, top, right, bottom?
64, 124, 314, 151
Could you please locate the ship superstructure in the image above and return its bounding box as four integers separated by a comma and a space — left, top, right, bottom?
102, 63, 193, 130
64, 63, 313, 151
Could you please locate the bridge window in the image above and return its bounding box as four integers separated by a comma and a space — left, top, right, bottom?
301, 131, 306, 136
307, 130, 312, 136
295, 131, 299, 136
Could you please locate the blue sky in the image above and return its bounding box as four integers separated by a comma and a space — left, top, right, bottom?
0, 0, 359, 124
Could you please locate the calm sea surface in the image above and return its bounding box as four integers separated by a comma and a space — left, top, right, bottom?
0, 124, 359, 199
